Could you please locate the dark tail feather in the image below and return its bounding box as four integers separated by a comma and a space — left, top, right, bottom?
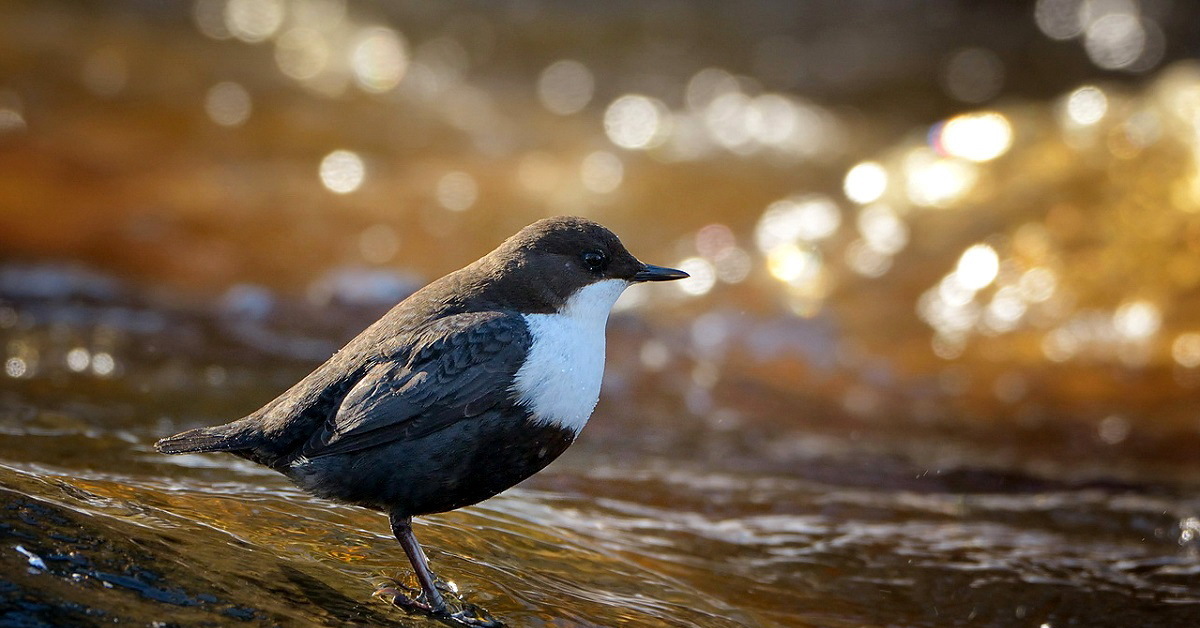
155, 425, 247, 455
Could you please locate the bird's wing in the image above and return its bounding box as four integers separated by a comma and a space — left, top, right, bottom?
300, 311, 531, 459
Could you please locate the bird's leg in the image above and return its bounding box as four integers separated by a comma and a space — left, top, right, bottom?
389, 512, 447, 613
379, 513, 503, 627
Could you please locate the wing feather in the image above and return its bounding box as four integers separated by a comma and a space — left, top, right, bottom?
300, 311, 530, 459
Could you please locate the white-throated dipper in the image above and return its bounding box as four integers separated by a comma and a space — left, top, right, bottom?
155, 216, 687, 624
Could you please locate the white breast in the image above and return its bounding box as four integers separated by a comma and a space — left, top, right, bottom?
512, 279, 629, 434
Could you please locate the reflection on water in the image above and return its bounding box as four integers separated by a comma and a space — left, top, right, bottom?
6, 429, 1200, 626
4, 265, 1200, 627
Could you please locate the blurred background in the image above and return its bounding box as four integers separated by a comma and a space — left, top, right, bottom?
5, 1, 1200, 626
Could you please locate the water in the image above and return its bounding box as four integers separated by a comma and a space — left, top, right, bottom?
4, 266, 1200, 627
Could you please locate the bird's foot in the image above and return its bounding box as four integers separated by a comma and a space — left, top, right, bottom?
374, 580, 503, 627
373, 580, 437, 613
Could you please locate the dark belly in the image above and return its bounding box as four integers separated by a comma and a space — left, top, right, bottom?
285, 408, 576, 516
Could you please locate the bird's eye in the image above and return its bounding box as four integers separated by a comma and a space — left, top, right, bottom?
581, 251, 608, 272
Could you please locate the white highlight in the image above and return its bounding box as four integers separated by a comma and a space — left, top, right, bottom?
938, 112, 1013, 162
955, 244, 1000, 291
1066, 86, 1107, 125
320, 150, 365, 194
513, 279, 628, 434
843, 161, 888, 204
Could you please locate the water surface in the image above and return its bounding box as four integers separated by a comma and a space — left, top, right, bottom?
4, 268, 1200, 627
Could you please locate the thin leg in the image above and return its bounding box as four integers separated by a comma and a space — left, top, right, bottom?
389, 512, 447, 613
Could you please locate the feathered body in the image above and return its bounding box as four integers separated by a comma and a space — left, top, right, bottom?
157, 217, 674, 516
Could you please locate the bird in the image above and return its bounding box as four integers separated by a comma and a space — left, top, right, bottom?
154, 216, 688, 624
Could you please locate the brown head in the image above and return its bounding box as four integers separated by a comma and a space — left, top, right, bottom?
437, 216, 688, 315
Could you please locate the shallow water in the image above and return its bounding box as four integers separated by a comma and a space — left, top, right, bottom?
4, 269, 1200, 627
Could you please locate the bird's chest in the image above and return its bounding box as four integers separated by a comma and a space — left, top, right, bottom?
512, 312, 607, 435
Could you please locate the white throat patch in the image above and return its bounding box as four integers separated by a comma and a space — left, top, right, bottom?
512, 279, 628, 434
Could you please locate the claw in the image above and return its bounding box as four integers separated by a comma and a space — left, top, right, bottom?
375, 580, 502, 627
446, 607, 504, 628
373, 583, 435, 613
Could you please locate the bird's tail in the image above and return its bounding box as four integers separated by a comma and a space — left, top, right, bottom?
154, 424, 249, 455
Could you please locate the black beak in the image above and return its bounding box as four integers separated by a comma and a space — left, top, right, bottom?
632, 263, 689, 282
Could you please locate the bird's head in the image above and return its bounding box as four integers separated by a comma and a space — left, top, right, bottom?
472, 216, 688, 315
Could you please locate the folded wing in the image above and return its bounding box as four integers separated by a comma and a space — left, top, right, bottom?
299, 311, 530, 459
